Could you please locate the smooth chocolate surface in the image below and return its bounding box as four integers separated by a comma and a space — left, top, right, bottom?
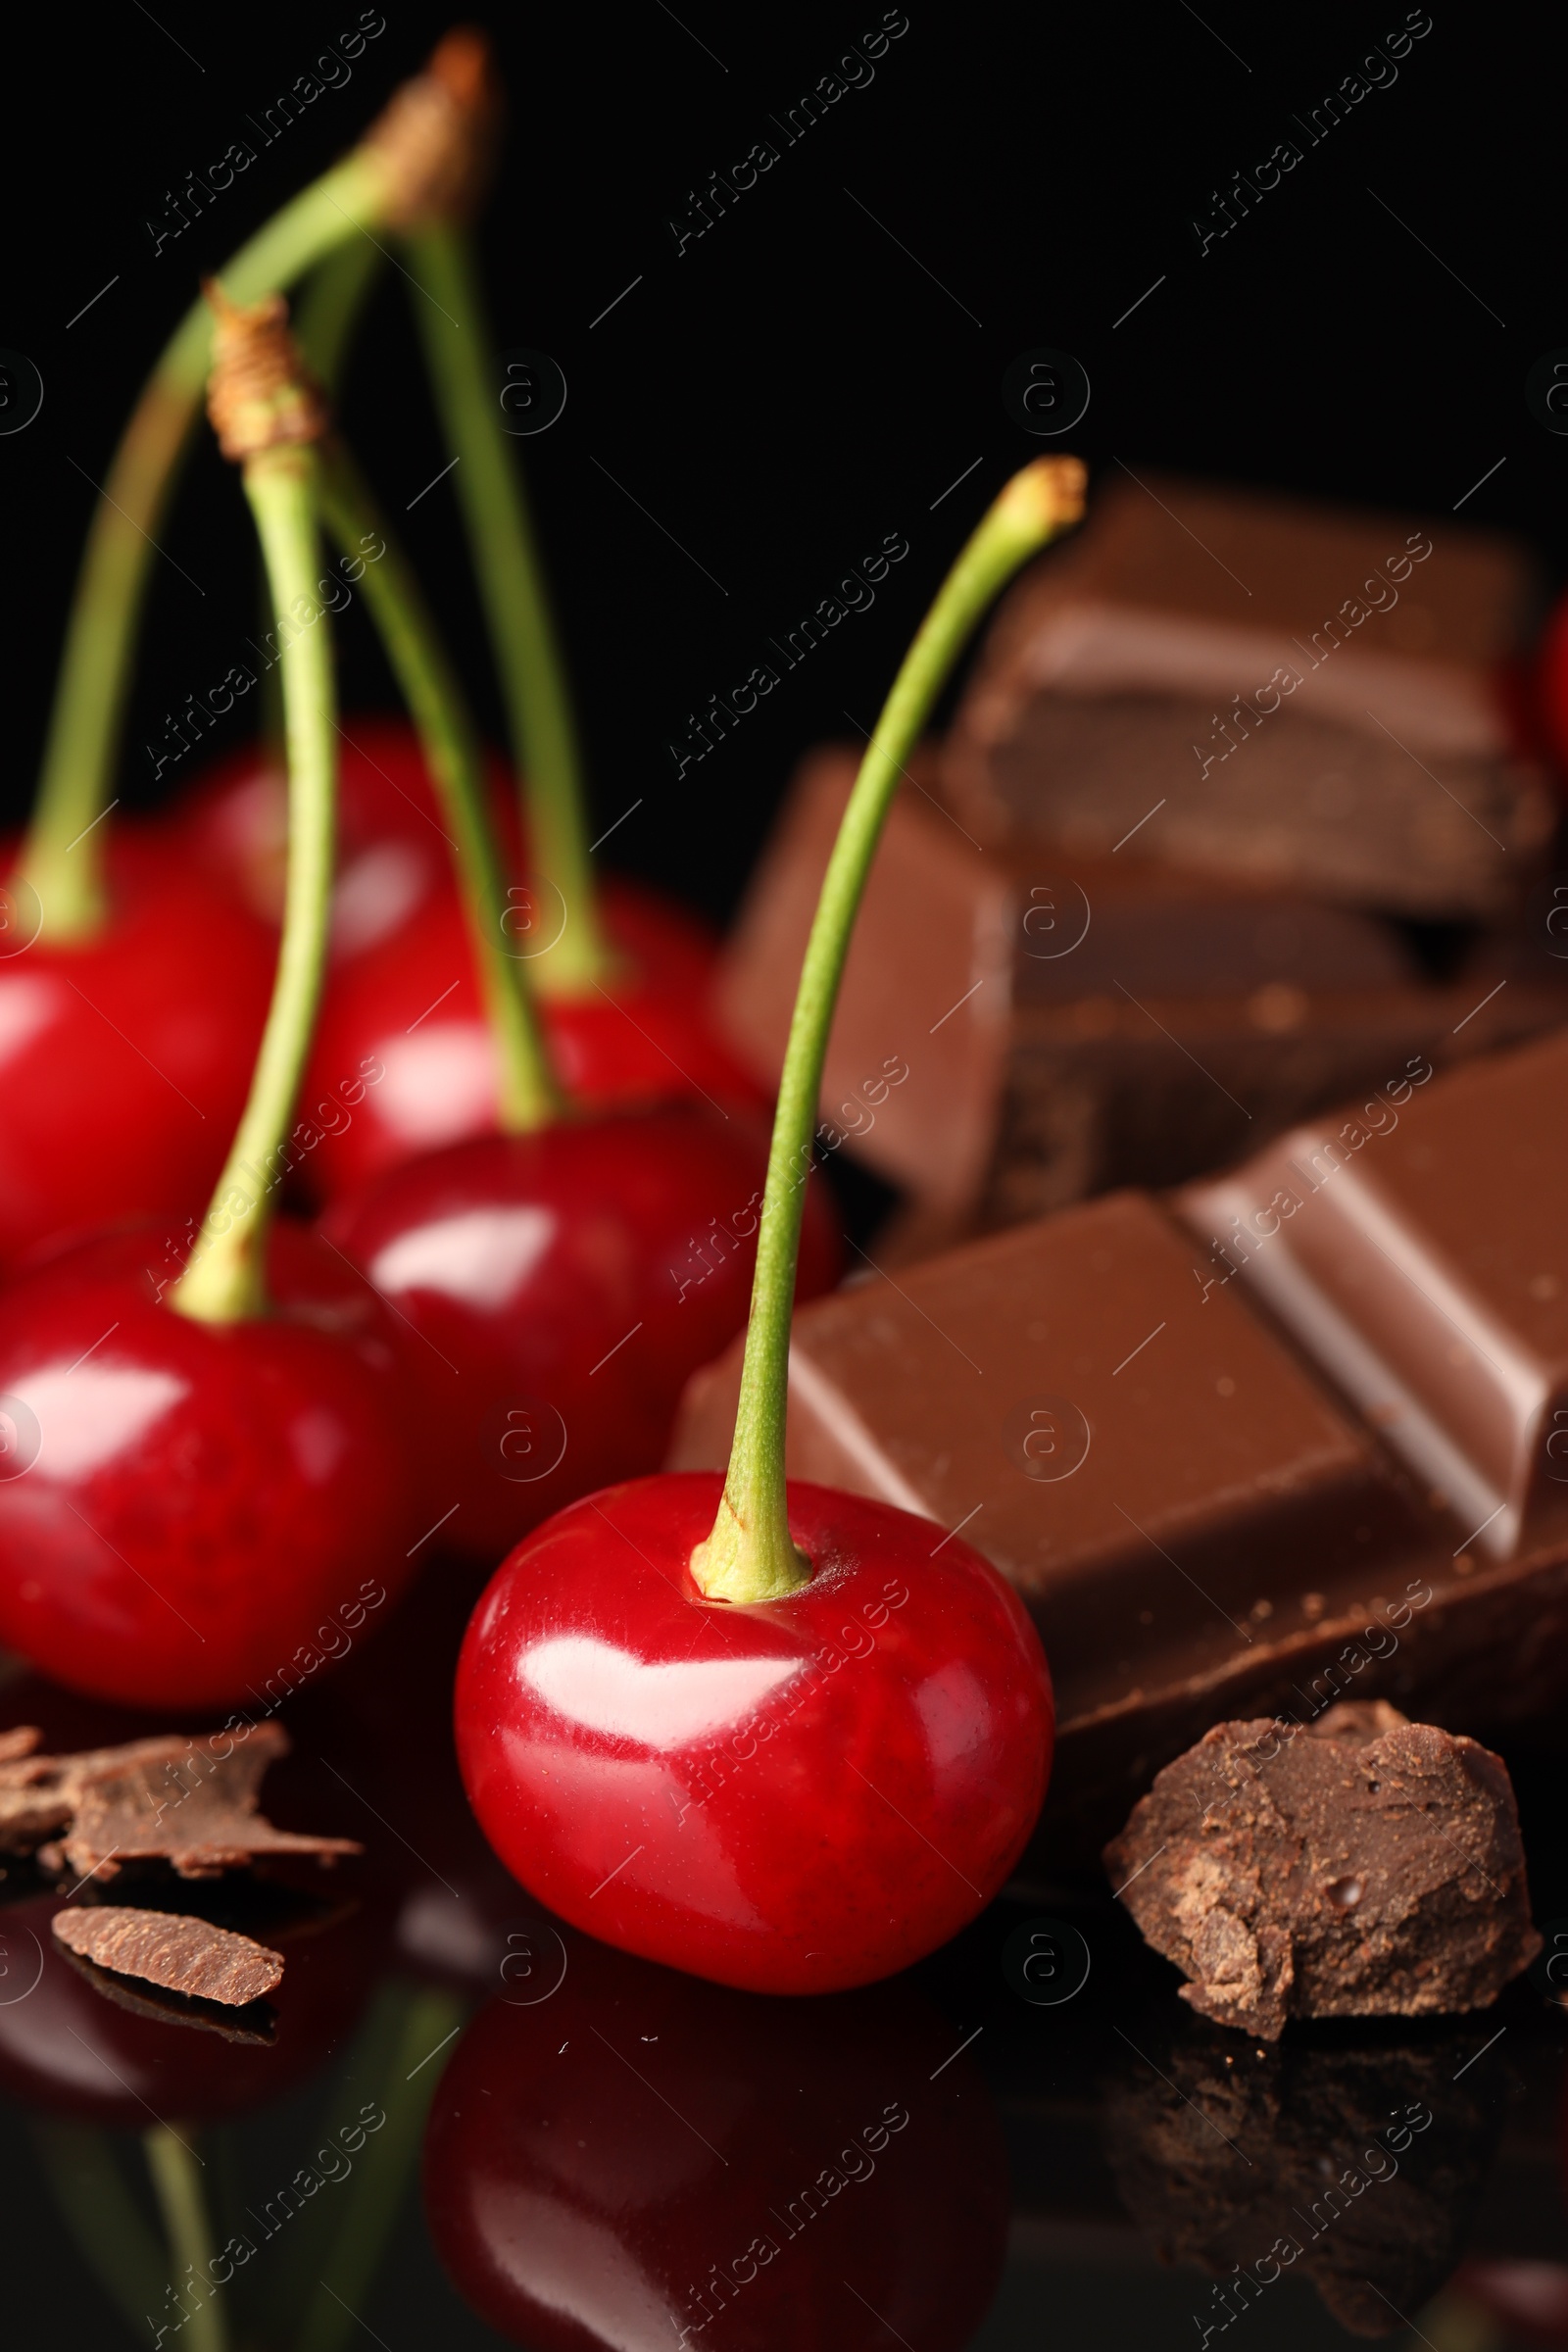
1103, 1708, 1541, 2037
715, 748, 1568, 1241
941, 471, 1551, 919
1179, 1027, 1568, 1563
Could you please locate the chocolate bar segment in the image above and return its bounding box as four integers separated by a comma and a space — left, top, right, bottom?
715, 748, 1568, 1245
942, 470, 1550, 919
670, 1188, 1439, 1710
1178, 1027, 1568, 1562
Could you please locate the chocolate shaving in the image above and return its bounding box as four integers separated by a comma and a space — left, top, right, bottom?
53, 1905, 282, 2006
58, 1950, 277, 2044
0, 1719, 360, 1882
1104, 1709, 1542, 2038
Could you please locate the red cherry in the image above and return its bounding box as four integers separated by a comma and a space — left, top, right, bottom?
0, 824, 274, 1274
422, 1932, 1010, 2352
319, 1106, 841, 1561
454, 1472, 1053, 1993
304, 873, 762, 1200
0, 1222, 421, 1708
172, 716, 487, 957
170, 720, 762, 1201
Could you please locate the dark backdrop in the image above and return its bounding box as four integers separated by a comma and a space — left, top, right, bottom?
2, 2, 1562, 925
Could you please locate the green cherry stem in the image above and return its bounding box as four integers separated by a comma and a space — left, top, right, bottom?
143, 2126, 230, 2352
294, 238, 386, 395
402, 219, 608, 993
17, 150, 385, 944
690, 458, 1087, 1605
317, 440, 562, 1131
172, 428, 333, 1326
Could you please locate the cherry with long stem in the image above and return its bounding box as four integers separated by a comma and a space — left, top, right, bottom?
453, 458, 1084, 1990
18, 35, 484, 944
0, 292, 420, 1707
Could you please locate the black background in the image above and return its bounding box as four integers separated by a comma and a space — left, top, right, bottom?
2, 1, 1562, 927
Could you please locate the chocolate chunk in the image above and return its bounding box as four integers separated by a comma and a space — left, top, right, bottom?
52, 1904, 284, 2005
1, 1719, 360, 1880
715, 747, 1568, 1243
1179, 1026, 1568, 1564
942, 470, 1550, 920
1104, 2021, 1500, 2337
1102, 1713, 1542, 2037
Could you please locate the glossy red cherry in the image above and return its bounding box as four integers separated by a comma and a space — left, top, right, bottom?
172, 719, 762, 1199
0, 1222, 421, 1708
319, 1107, 841, 1562
423, 1934, 1010, 2352
0, 824, 274, 1274
172, 715, 485, 958
454, 1472, 1053, 1992
304, 869, 761, 1200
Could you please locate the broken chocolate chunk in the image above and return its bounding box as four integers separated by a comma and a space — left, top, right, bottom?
0, 1719, 360, 1881
52, 1904, 283, 2006
714, 746, 1568, 1245
1103, 1711, 1542, 2037
942, 470, 1550, 920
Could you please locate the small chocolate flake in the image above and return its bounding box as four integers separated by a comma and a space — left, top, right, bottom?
52, 1905, 283, 2006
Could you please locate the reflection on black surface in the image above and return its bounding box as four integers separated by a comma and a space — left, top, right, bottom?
2, 1584, 1566, 2348
423, 1931, 1009, 2351
1103, 2016, 1502, 2338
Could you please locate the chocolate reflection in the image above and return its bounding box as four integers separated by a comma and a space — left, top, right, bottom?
1103, 2017, 1502, 2336
423, 1933, 1008, 2351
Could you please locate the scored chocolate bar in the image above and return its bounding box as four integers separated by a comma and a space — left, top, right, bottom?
714, 746, 1568, 1246
669, 1028, 1568, 1844
941, 470, 1552, 920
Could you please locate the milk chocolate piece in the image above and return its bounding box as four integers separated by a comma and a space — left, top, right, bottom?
670, 1035, 1568, 1839
716, 748, 1568, 1240
1103, 1711, 1541, 2037
52, 1905, 284, 2006
943, 471, 1551, 919
1179, 1027, 1568, 1562
0, 1720, 361, 1880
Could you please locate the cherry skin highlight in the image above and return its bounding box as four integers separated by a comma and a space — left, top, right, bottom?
304, 872, 762, 1199
0, 823, 274, 1274
172, 719, 762, 1200
423, 1934, 1010, 2352
319, 1107, 841, 1562
0, 1223, 421, 1709
454, 1472, 1054, 1992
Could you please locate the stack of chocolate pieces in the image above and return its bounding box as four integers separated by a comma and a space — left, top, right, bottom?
714, 474, 1565, 1249
670, 1026, 1568, 1847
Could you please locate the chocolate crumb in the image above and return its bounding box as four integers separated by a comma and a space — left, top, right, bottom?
1, 1720, 360, 1881
52, 1905, 283, 2006
1104, 1712, 1542, 2038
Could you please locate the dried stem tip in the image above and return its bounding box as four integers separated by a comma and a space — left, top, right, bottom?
362, 26, 501, 230
203, 283, 328, 462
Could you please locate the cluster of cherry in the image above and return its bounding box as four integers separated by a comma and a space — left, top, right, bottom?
0, 30, 1068, 2002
